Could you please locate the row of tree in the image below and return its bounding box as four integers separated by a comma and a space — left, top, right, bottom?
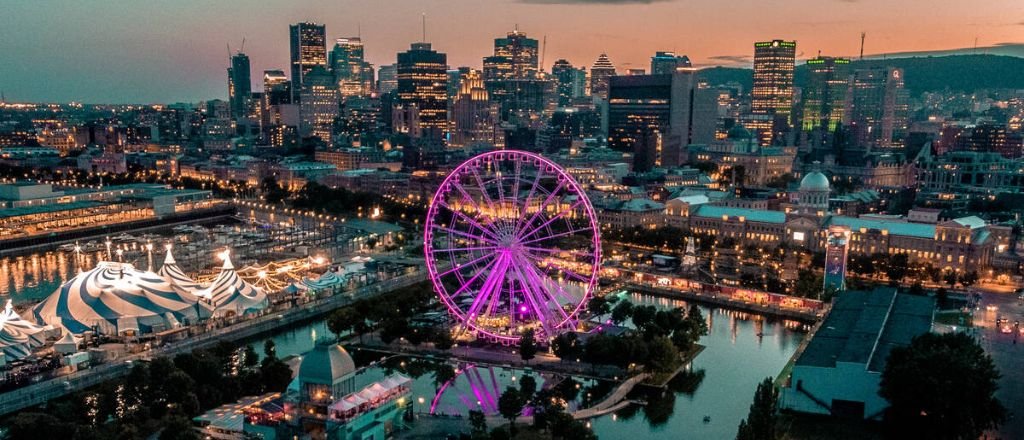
4, 340, 292, 440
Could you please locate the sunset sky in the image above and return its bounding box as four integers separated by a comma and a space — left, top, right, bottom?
2, 0, 1022, 103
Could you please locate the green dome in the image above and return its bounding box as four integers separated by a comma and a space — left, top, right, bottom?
298, 343, 356, 385
727, 125, 753, 140
800, 171, 830, 192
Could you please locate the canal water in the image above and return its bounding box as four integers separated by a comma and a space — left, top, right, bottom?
248, 291, 808, 439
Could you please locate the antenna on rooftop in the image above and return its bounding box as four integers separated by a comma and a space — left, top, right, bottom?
421, 13, 427, 42
239, 38, 246, 53
541, 35, 548, 72
859, 32, 865, 60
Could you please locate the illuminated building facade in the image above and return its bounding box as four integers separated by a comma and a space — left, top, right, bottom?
750, 40, 796, 145
377, 64, 398, 94
396, 43, 448, 141
589, 53, 617, 99
607, 70, 717, 166
449, 69, 503, 148
330, 37, 372, 98
289, 22, 327, 101
483, 30, 539, 80
823, 226, 851, 291
844, 67, 908, 149
551, 59, 587, 107
650, 51, 692, 75
482, 30, 552, 126
299, 66, 339, 143
802, 56, 849, 142
227, 52, 252, 120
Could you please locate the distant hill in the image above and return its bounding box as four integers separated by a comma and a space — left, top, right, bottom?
696, 54, 1024, 96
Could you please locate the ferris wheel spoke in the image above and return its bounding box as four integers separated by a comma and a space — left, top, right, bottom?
466, 253, 510, 320
516, 198, 586, 243
507, 258, 557, 335
430, 245, 498, 254
437, 201, 501, 241
519, 226, 592, 246
515, 179, 566, 236
468, 165, 499, 217
433, 225, 498, 245
445, 254, 501, 301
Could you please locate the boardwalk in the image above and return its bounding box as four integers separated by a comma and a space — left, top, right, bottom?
0, 270, 429, 416
628, 283, 821, 321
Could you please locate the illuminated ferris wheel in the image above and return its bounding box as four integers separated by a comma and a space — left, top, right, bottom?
424, 150, 601, 343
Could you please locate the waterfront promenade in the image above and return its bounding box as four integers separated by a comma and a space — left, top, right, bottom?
0, 270, 429, 416
627, 282, 822, 321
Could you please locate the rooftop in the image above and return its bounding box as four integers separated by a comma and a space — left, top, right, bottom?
692, 205, 786, 224
795, 288, 934, 372
827, 216, 936, 239
0, 200, 106, 219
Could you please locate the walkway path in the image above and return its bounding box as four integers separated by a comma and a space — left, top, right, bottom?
572, 372, 648, 419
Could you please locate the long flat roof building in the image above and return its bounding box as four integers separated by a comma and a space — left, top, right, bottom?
781, 288, 934, 419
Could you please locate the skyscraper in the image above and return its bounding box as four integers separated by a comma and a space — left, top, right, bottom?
483, 30, 539, 81
589, 53, 617, 99
330, 37, 371, 98
377, 64, 398, 94
802, 56, 850, 144
262, 70, 297, 144
396, 42, 448, 141
607, 69, 717, 165
482, 30, 551, 126
551, 59, 587, 107
299, 66, 339, 143
450, 69, 503, 148
289, 22, 327, 100
650, 51, 692, 75
844, 67, 908, 149
749, 39, 796, 145
227, 52, 251, 120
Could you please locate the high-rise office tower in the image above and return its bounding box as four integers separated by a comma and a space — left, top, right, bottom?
802, 56, 850, 145
262, 70, 297, 142
551, 59, 587, 107
227, 52, 251, 120
377, 64, 398, 94
589, 53, 617, 99
450, 69, 503, 148
607, 69, 718, 166
844, 67, 908, 149
650, 51, 692, 75
482, 30, 550, 126
396, 42, 448, 141
749, 39, 796, 145
289, 22, 327, 100
483, 30, 539, 81
299, 66, 339, 143
331, 37, 371, 98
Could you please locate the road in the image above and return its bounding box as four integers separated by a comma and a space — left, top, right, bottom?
976, 284, 1024, 439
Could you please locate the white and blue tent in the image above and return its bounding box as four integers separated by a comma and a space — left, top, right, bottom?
0, 300, 47, 360
302, 270, 345, 292
32, 262, 204, 335
196, 253, 268, 317
158, 247, 204, 295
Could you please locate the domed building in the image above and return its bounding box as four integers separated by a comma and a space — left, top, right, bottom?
297, 343, 357, 402
798, 165, 831, 214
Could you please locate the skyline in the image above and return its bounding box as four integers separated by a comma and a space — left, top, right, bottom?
1, 0, 1022, 104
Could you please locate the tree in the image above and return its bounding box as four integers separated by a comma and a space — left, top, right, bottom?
587, 295, 611, 316
793, 269, 823, 299
242, 345, 259, 369
610, 300, 634, 325
631, 305, 657, 332
551, 332, 581, 361
518, 328, 537, 363
960, 270, 979, 287
736, 377, 779, 440
433, 364, 457, 391
262, 339, 277, 361
468, 410, 488, 439
519, 375, 537, 401
159, 416, 200, 440
327, 307, 360, 338
685, 305, 709, 340
645, 336, 680, 373
432, 328, 454, 350
943, 269, 959, 287
497, 387, 524, 435
907, 282, 925, 296
879, 332, 1005, 439
886, 253, 909, 282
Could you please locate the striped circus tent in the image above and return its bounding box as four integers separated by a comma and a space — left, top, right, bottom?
158, 247, 204, 295
0, 300, 47, 360
302, 270, 345, 292
197, 253, 268, 317
32, 262, 204, 335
